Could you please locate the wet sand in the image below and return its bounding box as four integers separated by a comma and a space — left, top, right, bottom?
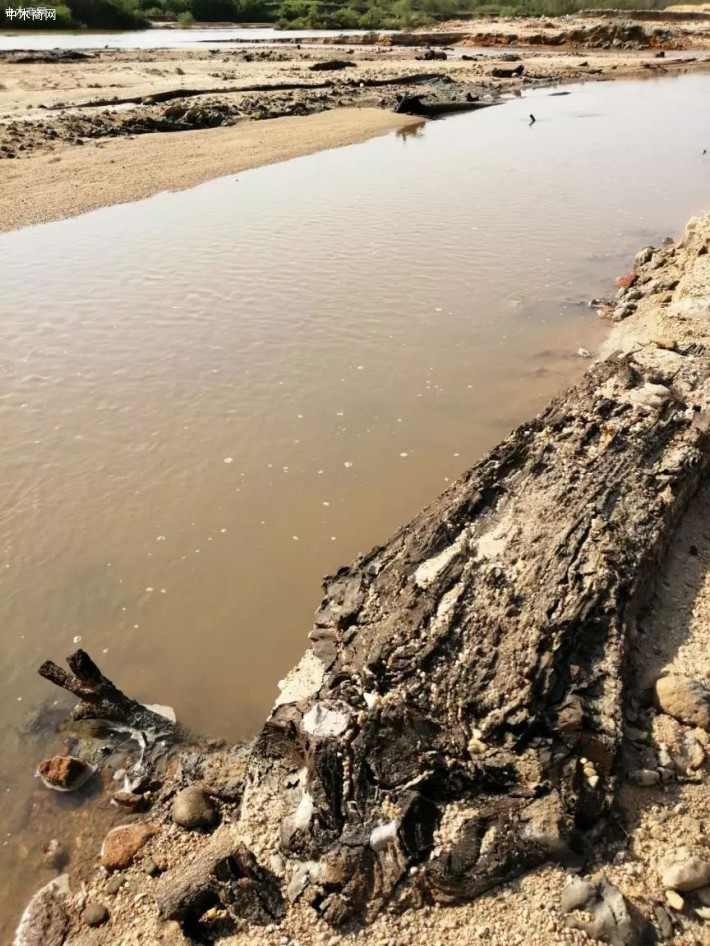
0, 108, 419, 231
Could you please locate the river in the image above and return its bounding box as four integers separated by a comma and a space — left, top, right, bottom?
1, 72, 710, 936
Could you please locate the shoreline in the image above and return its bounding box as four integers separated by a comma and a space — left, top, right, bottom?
15, 213, 710, 946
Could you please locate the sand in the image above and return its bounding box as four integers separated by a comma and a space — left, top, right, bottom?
0, 108, 418, 232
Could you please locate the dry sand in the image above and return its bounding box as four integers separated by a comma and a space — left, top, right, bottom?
0, 108, 418, 232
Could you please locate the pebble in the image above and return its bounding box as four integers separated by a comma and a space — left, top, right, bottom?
82, 902, 109, 927
142, 856, 161, 876
106, 875, 126, 895
654, 905, 673, 938
171, 785, 217, 830
665, 889, 685, 911
42, 838, 67, 870
628, 768, 660, 786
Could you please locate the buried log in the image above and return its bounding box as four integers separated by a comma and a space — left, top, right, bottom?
395, 94, 495, 118
491, 64, 525, 78
227, 269, 710, 927
48, 73, 447, 110
38, 649, 178, 734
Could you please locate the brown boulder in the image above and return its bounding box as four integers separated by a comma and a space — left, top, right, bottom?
100, 823, 156, 871
656, 675, 710, 729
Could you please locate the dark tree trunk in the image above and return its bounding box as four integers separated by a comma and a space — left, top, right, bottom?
231, 344, 710, 926
38, 650, 177, 734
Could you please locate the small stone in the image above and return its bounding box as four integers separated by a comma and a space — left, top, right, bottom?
666, 889, 685, 911
36, 756, 95, 792
171, 785, 217, 830
628, 768, 660, 786
659, 849, 710, 892
112, 791, 147, 812
143, 856, 160, 876
106, 875, 125, 895
654, 905, 673, 938
697, 906, 710, 920
656, 676, 710, 730
100, 823, 156, 871
82, 902, 109, 927
616, 271, 639, 290
42, 839, 67, 870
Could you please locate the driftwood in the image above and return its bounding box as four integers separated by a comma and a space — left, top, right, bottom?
229, 340, 710, 927
491, 64, 525, 78
38, 649, 177, 734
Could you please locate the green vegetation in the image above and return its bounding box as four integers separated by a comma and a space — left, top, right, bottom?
0, 0, 678, 32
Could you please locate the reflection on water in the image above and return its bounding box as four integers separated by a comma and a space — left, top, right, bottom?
1, 74, 710, 935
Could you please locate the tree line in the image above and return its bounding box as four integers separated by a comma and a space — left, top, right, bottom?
0, 0, 669, 32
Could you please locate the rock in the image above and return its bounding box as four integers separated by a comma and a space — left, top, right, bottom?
105, 875, 125, 895
628, 769, 660, 786
665, 889, 685, 911
656, 676, 710, 729
100, 822, 156, 871
563, 876, 643, 946
111, 791, 147, 812
697, 906, 710, 920
42, 838, 67, 870
698, 886, 710, 907
14, 876, 70, 946
678, 733, 706, 772
36, 756, 96, 792
654, 905, 673, 938
659, 848, 710, 892
560, 877, 596, 914
82, 902, 109, 927
615, 272, 639, 290
635, 246, 655, 267
171, 785, 217, 830
143, 856, 161, 876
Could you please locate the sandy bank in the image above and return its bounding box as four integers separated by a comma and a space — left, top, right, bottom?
0, 108, 418, 232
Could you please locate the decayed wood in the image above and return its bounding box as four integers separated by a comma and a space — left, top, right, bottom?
232, 336, 710, 926
38, 649, 177, 733
154, 828, 284, 925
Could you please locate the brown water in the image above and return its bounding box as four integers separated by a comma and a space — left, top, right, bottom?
1, 73, 710, 936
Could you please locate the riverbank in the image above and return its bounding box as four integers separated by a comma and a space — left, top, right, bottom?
0, 108, 419, 231
2, 12, 710, 231
15, 214, 710, 946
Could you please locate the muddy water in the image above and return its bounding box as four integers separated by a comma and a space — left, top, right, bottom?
1, 73, 710, 934
0, 26, 388, 50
